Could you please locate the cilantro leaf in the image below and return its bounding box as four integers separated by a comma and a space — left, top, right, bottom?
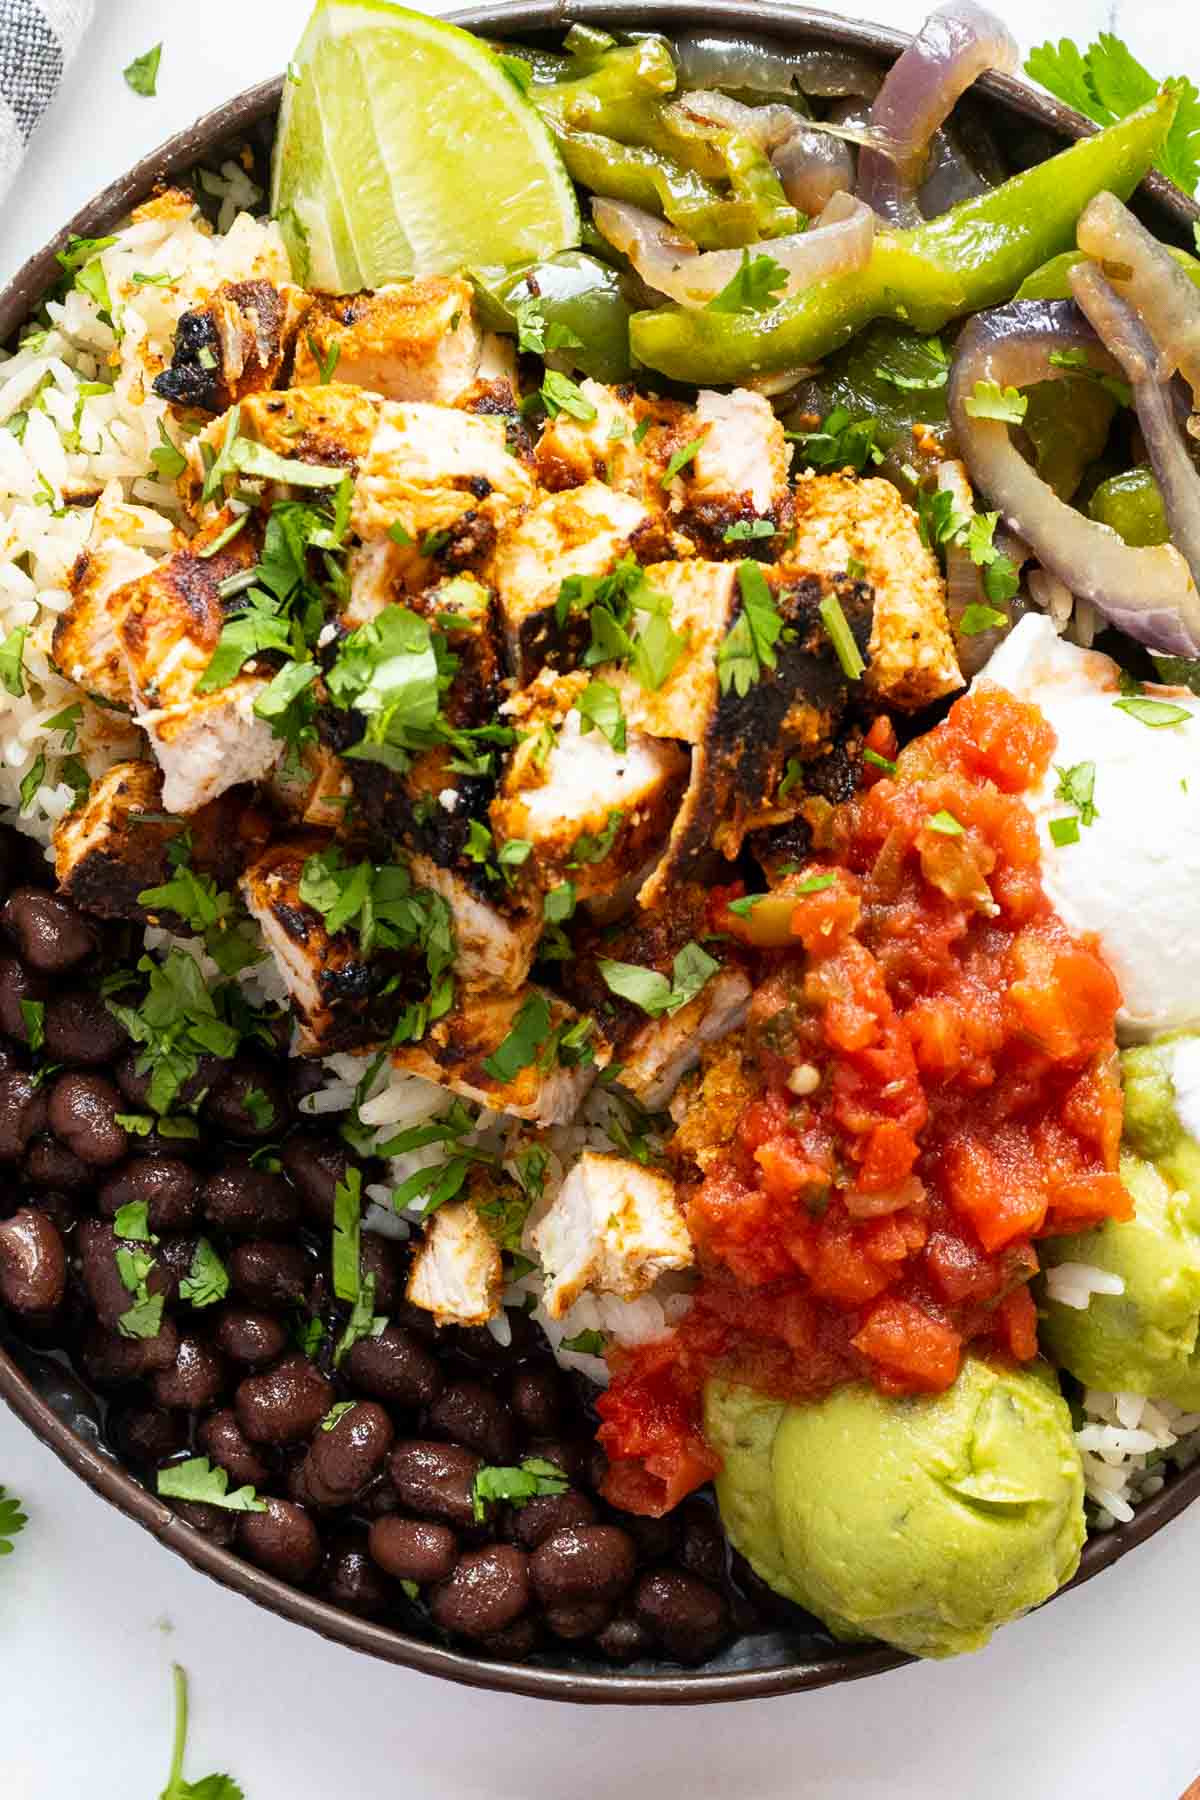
196, 591, 292, 695
332, 1168, 362, 1304
723, 518, 777, 543
19, 998, 44, 1053
124, 43, 162, 97
818, 592, 865, 681
0, 1486, 27, 1556
705, 249, 788, 314
567, 808, 623, 866
157, 1457, 266, 1513
576, 679, 627, 751
178, 1238, 229, 1309
561, 1329, 606, 1355
718, 560, 784, 697
0, 625, 26, 697
958, 602, 1010, 635
538, 370, 596, 421
483, 993, 554, 1082
787, 405, 882, 473
543, 881, 576, 924
598, 941, 720, 1017
661, 435, 706, 487
1114, 695, 1191, 727
1025, 36, 1200, 195
151, 418, 188, 480
106, 948, 242, 1115
472, 1457, 569, 1521
964, 380, 1028, 424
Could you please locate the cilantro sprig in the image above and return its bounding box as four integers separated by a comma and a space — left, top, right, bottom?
159, 1665, 245, 1800
717, 561, 784, 697
598, 942, 720, 1018
0, 1486, 27, 1556
1025, 36, 1200, 195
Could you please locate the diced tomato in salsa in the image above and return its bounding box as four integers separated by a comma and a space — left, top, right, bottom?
599, 689, 1127, 1515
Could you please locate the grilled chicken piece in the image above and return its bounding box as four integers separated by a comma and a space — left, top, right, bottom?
392, 986, 606, 1126
291, 276, 483, 404
492, 704, 688, 907
351, 403, 534, 570
153, 279, 314, 413
53, 485, 160, 705
606, 559, 738, 744
783, 471, 962, 709
407, 1198, 503, 1328
181, 385, 379, 519
638, 571, 872, 906
679, 388, 792, 540
534, 382, 693, 503
238, 836, 395, 1054
109, 506, 279, 813
55, 760, 272, 920
562, 885, 751, 1107
406, 852, 541, 994
489, 480, 665, 682
531, 1151, 693, 1319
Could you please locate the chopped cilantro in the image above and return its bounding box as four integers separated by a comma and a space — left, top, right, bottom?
705, 248, 788, 314
964, 380, 1028, 424
157, 1457, 265, 1513
598, 941, 720, 1018
723, 518, 777, 543
568, 808, 623, 866
0, 625, 26, 697
787, 405, 882, 473
1025, 36, 1200, 195
1054, 761, 1099, 825
717, 560, 784, 697
576, 679, 626, 751
483, 992, 554, 1083
178, 1238, 229, 1309
472, 1457, 568, 1521
538, 370, 596, 421
1114, 695, 1191, 728
958, 602, 1010, 635
123, 43, 162, 97
561, 1329, 606, 1356
1049, 815, 1081, 847
818, 592, 865, 681
927, 810, 964, 836
661, 435, 706, 487
863, 748, 897, 775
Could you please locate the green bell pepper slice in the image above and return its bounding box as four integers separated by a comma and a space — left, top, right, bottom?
474, 251, 634, 384
630, 90, 1179, 384
1088, 465, 1169, 545
1018, 244, 1200, 300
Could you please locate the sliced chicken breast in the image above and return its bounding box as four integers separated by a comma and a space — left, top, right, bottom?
153, 278, 314, 413
53, 484, 160, 706
291, 275, 483, 404
531, 1150, 693, 1319
407, 1197, 503, 1328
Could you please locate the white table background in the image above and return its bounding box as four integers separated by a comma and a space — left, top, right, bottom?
2, 1, 1198, 1794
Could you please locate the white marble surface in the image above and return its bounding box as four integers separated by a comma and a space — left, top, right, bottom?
2, 2, 1200, 1795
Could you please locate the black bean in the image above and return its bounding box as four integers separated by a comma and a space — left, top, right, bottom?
172, 1499, 236, 1546
237, 1497, 321, 1582
152, 1335, 226, 1411
358, 1474, 402, 1521
279, 1134, 356, 1227
235, 1353, 332, 1445
595, 1613, 653, 1664
0, 957, 47, 1044
99, 1158, 199, 1233
529, 1526, 637, 1607
388, 1440, 482, 1531
302, 1400, 394, 1507
78, 1217, 168, 1331
228, 1240, 310, 1310
22, 1135, 90, 1192
634, 1570, 730, 1664
503, 1488, 597, 1553
203, 1059, 286, 1141
542, 1599, 614, 1641
46, 1073, 127, 1166
202, 1162, 298, 1235
198, 1408, 272, 1488
678, 1499, 727, 1587
367, 1516, 458, 1585
211, 1305, 288, 1369
0, 1206, 65, 1313
108, 1401, 186, 1467
116, 1050, 228, 1113
81, 1316, 179, 1384
42, 990, 129, 1066
321, 1537, 391, 1618
427, 1380, 516, 1464
30, 1188, 80, 1236
346, 1323, 442, 1409
508, 1365, 567, 1438
429, 1545, 530, 1641
623, 1512, 681, 1564
0, 1071, 47, 1161
2, 888, 95, 972
478, 1616, 540, 1661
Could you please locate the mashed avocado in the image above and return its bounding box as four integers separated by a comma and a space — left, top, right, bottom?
1039, 1036, 1200, 1407
705, 1357, 1085, 1659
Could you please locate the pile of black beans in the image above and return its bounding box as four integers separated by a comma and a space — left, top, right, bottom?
0, 831, 748, 1667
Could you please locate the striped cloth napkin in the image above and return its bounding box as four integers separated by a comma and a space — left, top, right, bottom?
0, 0, 92, 206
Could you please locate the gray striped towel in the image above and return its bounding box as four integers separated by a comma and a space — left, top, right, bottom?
0, 0, 92, 206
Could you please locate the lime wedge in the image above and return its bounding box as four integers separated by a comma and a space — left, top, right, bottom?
271, 0, 580, 291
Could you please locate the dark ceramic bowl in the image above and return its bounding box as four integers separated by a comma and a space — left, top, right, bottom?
1, 0, 1198, 1705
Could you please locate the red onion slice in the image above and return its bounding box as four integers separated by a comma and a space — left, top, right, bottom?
591, 192, 874, 309
1070, 261, 1200, 604
1077, 192, 1200, 398
949, 300, 1200, 657
856, 1, 1018, 226
672, 31, 882, 99
673, 89, 856, 215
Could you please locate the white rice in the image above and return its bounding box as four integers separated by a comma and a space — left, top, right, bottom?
1076, 1389, 1200, 1526
1043, 1260, 1126, 1310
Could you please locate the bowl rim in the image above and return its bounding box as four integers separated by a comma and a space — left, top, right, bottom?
1, 0, 1198, 1706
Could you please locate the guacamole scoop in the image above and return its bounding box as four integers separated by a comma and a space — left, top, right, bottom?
1039, 1036, 1200, 1407
705, 1357, 1086, 1659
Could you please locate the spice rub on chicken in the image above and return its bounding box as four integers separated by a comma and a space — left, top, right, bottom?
58, 259, 963, 1129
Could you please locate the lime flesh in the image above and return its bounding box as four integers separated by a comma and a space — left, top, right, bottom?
271, 0, 580, 291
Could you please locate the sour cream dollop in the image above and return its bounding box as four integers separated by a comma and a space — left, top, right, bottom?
978, 615, 1200, 1040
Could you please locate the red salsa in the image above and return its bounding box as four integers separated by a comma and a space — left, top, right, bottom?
598, 688, 1128, 1516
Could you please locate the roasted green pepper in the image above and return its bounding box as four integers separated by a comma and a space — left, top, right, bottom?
630, 90, 1179, 383
1017, 244, 1200, 301
1088, 465, 1169, 545
532, 41, 799, 246
474, 250, 634, 384
1022, 376, 1117, 500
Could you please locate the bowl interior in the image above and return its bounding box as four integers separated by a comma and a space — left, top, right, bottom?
1, 0, 1198, 1705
